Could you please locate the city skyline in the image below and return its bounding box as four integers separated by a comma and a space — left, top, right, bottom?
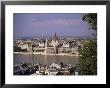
13, 13, 96, 39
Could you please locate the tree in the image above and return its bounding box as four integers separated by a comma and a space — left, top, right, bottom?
83, 13, 97, 36
82, 13, 97, 30
78, 13, 97, 75
60, 62, 64, 68
79, 40, 97, 75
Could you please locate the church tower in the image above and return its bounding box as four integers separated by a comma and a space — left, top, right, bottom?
54, 32, 58, 40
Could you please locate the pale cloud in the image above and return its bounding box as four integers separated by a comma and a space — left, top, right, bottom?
32, 19, 81, 28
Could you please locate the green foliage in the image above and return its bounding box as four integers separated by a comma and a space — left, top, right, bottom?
77, 13, 97, 75
14, 46, 27, 52
78, 40, 97, 75
82, 13, 97, 31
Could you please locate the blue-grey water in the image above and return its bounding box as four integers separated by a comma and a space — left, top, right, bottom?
14, 54, 78, 65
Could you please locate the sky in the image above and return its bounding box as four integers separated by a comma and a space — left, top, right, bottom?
13, 13, 95, 39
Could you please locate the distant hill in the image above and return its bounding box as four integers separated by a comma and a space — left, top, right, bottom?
15, 36, 96, 40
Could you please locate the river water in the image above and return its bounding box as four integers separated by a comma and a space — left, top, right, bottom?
14, 54, 79, 65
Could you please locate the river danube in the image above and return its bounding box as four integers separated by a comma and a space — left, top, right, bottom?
14, 54, 79, 65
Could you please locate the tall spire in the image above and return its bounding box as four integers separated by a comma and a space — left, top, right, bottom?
45, 38, 47, 54
55, 32, 56, 37
54, 32, 58, 40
